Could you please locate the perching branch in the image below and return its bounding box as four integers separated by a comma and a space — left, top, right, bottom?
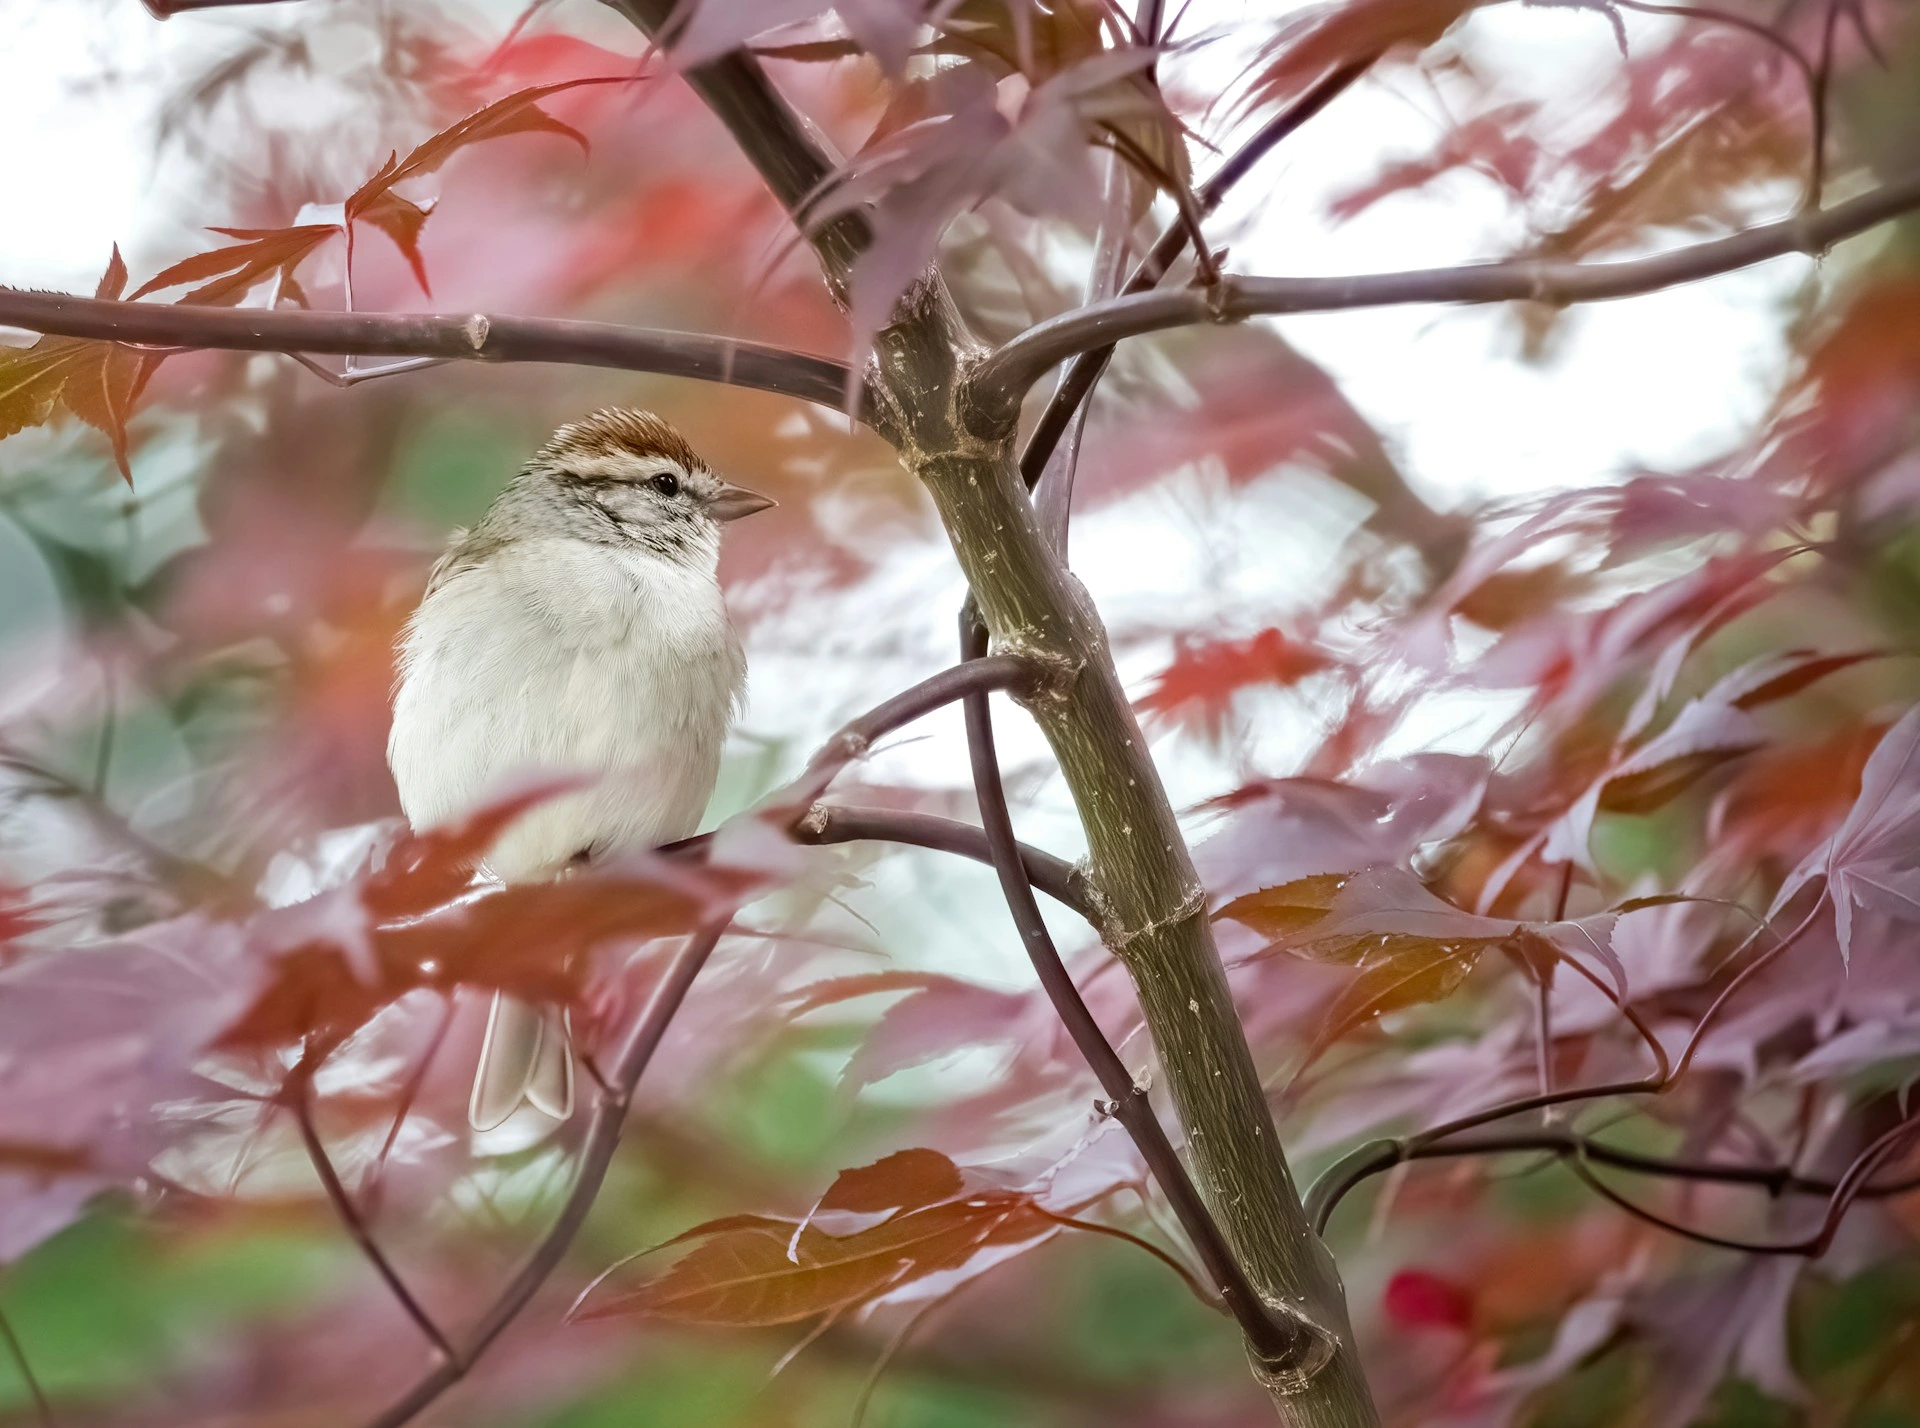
958, 609, 1334, 1377
967, 168, 1920, 434
0, 288, 862, 415
363, 919, 730, 1428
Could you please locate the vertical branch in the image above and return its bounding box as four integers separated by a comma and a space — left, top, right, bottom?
957, 608, 1329, 1370
291, 1060, 458, 1363
598, 6, 1382, 1418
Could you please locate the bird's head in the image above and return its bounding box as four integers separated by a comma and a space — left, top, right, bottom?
500, 407, 775, 561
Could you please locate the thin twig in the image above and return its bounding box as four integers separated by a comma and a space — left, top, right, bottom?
0, 1301, 52, 1428
290, 1062, 457, 1363
1671, 897, 1822, 1082
793, 806, 1094, 919
1311, 1124, 1920, 1236
957, 607, 1329, 1375
1804, 0, 1846, 212
775, 656, 1043, 810
285, 353, 450, 389
363, 920, 730, 1428
141, 0, 300, 13
362, 997, 458, 1220
1018, 57, 1375, 488
969, 168, 1920, 432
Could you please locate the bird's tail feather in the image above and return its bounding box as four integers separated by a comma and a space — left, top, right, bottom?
469, 993, 574, 1131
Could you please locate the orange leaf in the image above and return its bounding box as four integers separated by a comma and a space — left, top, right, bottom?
1242, 0, 1476, 114
130, 224, 338, 306
819, 1148, 967, 1216
1300, 938, 1480, 1067
1216, 874, 1347, 940
0, 248, 155, 482
343, 77, 626, 292
581, 1194, 1054, 1327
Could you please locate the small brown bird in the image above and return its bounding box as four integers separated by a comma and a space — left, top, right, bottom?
386, 409, 773, 1132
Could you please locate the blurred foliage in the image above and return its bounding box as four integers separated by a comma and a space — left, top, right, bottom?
4, 1, 1920, 1426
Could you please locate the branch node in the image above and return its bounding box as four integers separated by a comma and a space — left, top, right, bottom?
1203, 279, 1236, 324
1246, 1295, 1341, 1394
992, 638, 1081, 705
1109, 883, 1207, 955
1790, 209, 1830, 258
464, 314, 491, 352
797, 803, 831, 837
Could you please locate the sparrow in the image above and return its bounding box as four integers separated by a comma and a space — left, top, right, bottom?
387, 407, 774, 1132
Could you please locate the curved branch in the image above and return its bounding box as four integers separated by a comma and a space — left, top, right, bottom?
290, 1065, 456, 1363
0, 288, 862, 415
957, 611, 1334, 1379
776, 655, 1044, 808
968, 169, 1920, 432
1308, 1121, 1920, 1237
363, 920, 730, 1428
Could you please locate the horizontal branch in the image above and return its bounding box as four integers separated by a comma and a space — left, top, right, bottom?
662, 805, 1092, 918
1308, 1127, 1920, 1235
795, 805, 1093, 920
967, 168, 1920, 433
0, 288, 861, 415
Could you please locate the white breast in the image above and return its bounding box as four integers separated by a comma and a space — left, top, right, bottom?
387, 537, 744, 881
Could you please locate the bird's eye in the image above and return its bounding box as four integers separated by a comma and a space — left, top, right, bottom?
649, 471, 680, 497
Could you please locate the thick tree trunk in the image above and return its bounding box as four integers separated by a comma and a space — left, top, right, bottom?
867, 282, 1379, 1426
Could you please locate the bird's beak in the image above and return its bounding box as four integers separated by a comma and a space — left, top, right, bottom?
708, 481, 778, 523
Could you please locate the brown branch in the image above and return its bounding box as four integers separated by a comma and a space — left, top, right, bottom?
793, 806, 1093, 920
363, 919, 730, 1428
777, 656, 1044, 809
968, 168, 1920, 433
1309, 1127, 1920, 1235
598, 0, 869, 286
1019, 58, 1375, 490
290, 1063, 456, 1364
957, 609, 1333, 1378
142, 0, 298, 12
0, 288, 862, 415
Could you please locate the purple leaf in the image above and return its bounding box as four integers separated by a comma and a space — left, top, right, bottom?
1772, 705, 1920, 964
